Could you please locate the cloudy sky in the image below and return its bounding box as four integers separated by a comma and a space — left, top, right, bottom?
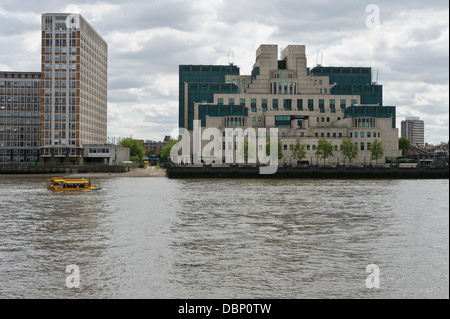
0, 0, 448, 144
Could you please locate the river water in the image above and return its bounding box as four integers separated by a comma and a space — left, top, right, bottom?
0, 176, 448, 299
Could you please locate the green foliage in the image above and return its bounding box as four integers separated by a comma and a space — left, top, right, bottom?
315, 139, 334, 164
393, 158, 418, 164
369, 139, 384, 163
340, 139, 359, 163
265, 137, 284, 160
292, 139, 307, 162
119, 138, 144, 162
241, 135, 257, 163
398, 137, 411, 157
160, 139, 178, 161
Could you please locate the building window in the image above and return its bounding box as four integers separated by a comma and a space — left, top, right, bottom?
262, 99, 267, 112
283, 99, 292, 110
275, 115, 290, 128
308, 99, 314, 111
340, 99, 346, 112
251, 98, 256, 112
273, 99, 278, 111
319, 99, 325, 113
330, 99, 335, 113
361, 142, 365, 151
297, 99, 303, 111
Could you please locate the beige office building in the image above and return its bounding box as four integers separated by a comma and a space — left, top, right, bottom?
40, 13, 108, 164
187, 44, 400, 164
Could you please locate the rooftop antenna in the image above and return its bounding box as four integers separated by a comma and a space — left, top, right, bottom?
228, 52, 234, 65
372, 68, 379, 84
316, 52, 323, 66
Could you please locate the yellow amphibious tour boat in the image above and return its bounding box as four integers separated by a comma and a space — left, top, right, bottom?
47, 177, 102, 192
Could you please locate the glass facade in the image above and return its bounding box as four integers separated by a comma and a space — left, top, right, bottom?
0, 72, 42, 163
310, 66, 383, 106
344, 105, 396, 128
179, 65, 239, 130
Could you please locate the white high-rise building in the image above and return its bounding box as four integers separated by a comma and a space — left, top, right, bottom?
40, 13, 108, 164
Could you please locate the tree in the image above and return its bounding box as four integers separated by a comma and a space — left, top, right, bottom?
369, 139, 384, 164
266, 137, 284, 160
160, 139, 178, 161
242, 135, 257, 163
340, 139, 359, 164
398, 137, 411, 157
292, 139, 307, 164
315, 139, 334, 165
119, 138, 144, 163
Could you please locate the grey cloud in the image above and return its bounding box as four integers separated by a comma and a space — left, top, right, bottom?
0, 0, 448, 143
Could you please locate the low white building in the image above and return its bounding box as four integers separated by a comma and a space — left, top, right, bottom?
83, 144, 130, 165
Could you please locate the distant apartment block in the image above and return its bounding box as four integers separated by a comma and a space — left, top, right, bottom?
0, 72, 42, 163
143, 136, 171, 157
40, 13, 108, 164
401, 116, 425, 146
